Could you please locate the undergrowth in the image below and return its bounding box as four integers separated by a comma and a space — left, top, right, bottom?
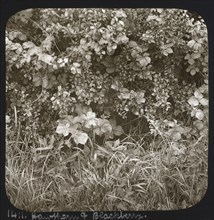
6, 124, 208, 211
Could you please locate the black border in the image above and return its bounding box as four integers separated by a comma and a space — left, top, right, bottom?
0, 1, 214, 220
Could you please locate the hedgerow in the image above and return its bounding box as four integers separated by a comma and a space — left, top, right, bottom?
5, 8, 208, 212
6, 8, 208, 148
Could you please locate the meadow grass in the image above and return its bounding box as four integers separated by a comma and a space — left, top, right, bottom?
5, 124, 208, 211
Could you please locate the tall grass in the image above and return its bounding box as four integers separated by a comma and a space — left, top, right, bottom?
5, 124, 208, 211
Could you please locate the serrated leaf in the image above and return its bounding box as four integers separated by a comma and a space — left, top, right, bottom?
139, 58, 146, 66
41, 36, 54, 51
113, 125, 124, 136
136, 92, 145, 104
111, 83, 120, 91
184, 54, 191, 60
188, 96, 199, 107
195, 109, 204, 120
167, 48, 173, 53
22, 41, 35, 49
72, 115, 85, 124
190, 69, 196, 76
18, 33, 27, 41
10, 43, 22, 50
84, 111, 97, 128
94, 119, 112, 136
75, 104, 92, 115
109, 119, 124, 137
170, 130, 181, 141
167, 121, 176, 127
164, 48, 173, 55
28, 46, 41, 56
194, 120, 204, 130
107, 48, 115, 56
192, 53, 201, 59
199, 84, 208, 93
194, 91, 203, 99
119, 35, 129, 44
145, 56, 151, 63
39, 53, 54, 65
101, 123, 112, 134
188, 58, 195, 65
73, 62, 81, 68
139, 56, 151, 66
129, 40, 138, 48
56, 119, 71, 136
121, 92, 131, 99
193, 42, 201, 50
98, 38, 108, 45
16, 46, 23, 54
187, 39, 195, 48
199, 98, 208, 106
73, 131, 88, 145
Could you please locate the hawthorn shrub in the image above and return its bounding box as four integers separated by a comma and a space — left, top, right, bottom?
6, 8, 208, 146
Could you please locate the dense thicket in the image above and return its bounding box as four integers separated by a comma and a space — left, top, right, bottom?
6, 8, 208, 145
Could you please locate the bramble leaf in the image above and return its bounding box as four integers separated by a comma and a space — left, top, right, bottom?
94, 119, 112, 136
38, 53, 54, 65
187, 39, 195, 48
33, 75, 42, 87
199, 98, 208, 106
56, 119, 71, 136
75, 104, 92, 115
135, 92, 146, 104
22, 41, 35, 49
41, 36, 54, 51
194, 91, 203, 99
84, 111, 97, 128
169, 129, 181, 141
188, 96, 199, 107
195, 109, 204, 120
73, 131, 88, 145
113, 125, 124, 136
188, 58, 195, 65
194, 120, 204, 130
139, 56, 151, 66
110, 119, 124, 136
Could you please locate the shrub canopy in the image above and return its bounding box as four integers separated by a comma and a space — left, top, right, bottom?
6, 8, 208, 143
